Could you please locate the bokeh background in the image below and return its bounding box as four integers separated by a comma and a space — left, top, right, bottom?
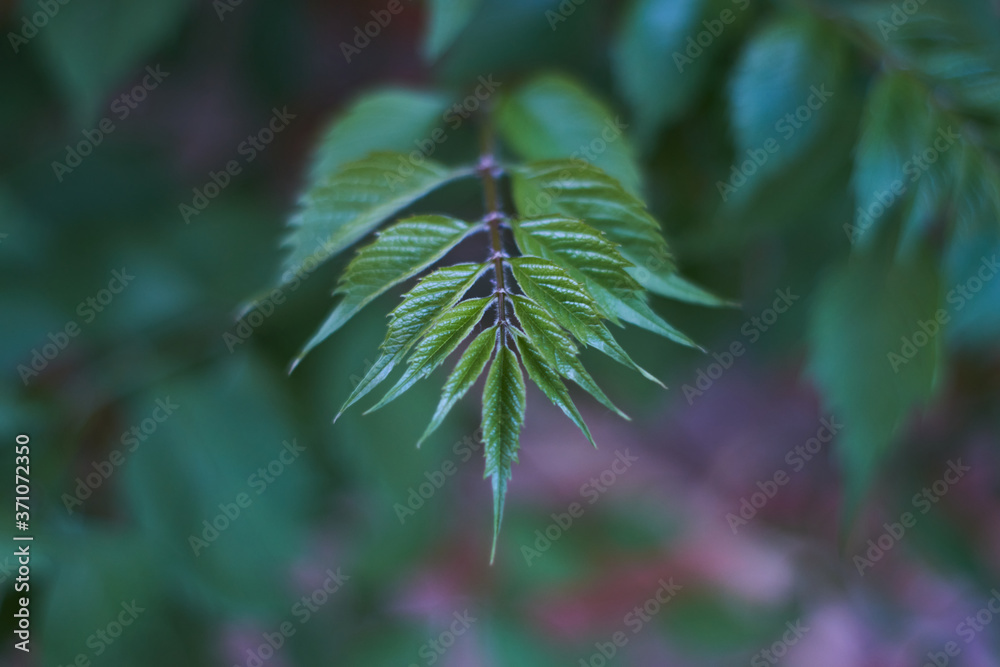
2, 0, 1000, 665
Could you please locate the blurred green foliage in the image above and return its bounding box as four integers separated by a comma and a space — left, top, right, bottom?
2, 0, 999, 665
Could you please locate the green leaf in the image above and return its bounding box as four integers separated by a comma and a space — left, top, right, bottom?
417, 325, 497, 447
497, 75, 643, 195
613, 0, 714, 143
424, 0, 483, 60
334, 263, 488, 418
727, 16, 844, 185
510, 296, 628, 419
306, 88, 451, 183
638, 272, 738, 308
850, 73, 938, 249
514, 332, 594, 447
482, 342, 525, 563
510, 160, 676, 285
296, 215, 474, 362
808, 252, 942, 527
509, 257, 664, 386
282, 152, 470, 281
510, 216, 700, 348
511, 215, 639, 296
366, 296, 494, 412
37, 0, 192, 121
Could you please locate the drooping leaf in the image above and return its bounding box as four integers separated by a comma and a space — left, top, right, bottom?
511, 295, 628, 420
417, 325, 497, 447
424, 0, 483, 60
510, 215, 700, 347
613, 0, 716, 142
306, 89, 451, 183
497, 75, 643, 195
513, 332, 594, 447
296, 215, 474, 361
849, 73, 938, 250
366, 296, 494, 412
808, 252, 942, 528
509, 257, 664, 386
282, 152, 471, 281
482, 342, 525, 563
727, 15, 845, 186
334, 263, 488, 417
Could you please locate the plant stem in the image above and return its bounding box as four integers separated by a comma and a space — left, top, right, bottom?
478, 114, 507, 332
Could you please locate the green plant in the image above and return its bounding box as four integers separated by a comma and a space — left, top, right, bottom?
270, 75, 727, 559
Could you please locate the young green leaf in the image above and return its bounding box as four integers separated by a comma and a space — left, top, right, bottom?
510, 160, 676, 282
417, 325, 498, 447
282, 152, 471, 281
510, 296, 628, 420
509, 257, 665, 387
497, 75, 643, 196
482, 342, 525, 563
514, 332, 594, 447
297, 215, 474, 361
511, 216, 700, 348
365, 296, 494, 413
333, 263, 488, 418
